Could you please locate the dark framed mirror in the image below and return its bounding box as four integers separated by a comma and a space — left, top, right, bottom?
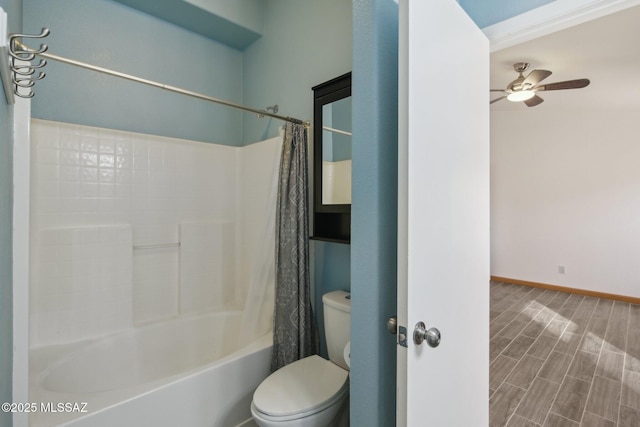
312, 72, 351, 243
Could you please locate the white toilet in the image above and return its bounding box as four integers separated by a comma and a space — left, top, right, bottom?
251, 290, 351, 427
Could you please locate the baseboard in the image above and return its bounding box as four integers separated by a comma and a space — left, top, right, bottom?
491, 276, 640, 305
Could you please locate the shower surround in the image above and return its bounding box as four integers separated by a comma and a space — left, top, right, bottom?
29, 119, 280, 425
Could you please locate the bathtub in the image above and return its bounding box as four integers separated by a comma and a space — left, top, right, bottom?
29, 311, 272, 427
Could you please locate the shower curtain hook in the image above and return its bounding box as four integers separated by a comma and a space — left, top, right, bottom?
8, 28, 50, 100
256, 104, 279, 119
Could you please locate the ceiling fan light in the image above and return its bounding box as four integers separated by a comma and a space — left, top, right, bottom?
507, 90, 535, 102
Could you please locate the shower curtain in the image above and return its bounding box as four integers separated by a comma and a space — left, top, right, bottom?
271, 123, 318, 371
237, 133, 282, 349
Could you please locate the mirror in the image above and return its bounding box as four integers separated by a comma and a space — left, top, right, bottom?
312, 72, 351, 243
322, 96, 352, 205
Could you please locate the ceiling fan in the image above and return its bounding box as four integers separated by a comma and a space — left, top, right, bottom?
491, 62, 590, 107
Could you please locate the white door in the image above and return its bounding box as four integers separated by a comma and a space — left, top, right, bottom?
397, 0, 490, 426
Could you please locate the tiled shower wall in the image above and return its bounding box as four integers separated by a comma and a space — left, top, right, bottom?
30, 119, 281, 348
35, 226, 133, 345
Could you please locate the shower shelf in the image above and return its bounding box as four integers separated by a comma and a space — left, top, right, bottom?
133, 242, 181, 251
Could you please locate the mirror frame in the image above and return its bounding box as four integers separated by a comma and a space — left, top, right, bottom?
311, 72, 351, 243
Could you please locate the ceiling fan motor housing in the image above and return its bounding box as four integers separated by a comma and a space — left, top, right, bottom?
508, 63, 533, 91
513, 62, 530, 73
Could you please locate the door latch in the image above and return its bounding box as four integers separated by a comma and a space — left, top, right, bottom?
398, 325, 408, 347
388, 316, 408, 348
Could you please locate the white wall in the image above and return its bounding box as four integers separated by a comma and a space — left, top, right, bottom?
491, 109, 640, 298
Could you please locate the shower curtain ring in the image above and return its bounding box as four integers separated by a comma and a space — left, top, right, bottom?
256, 105, 279, 119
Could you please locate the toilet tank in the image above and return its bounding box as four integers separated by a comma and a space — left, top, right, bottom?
322, 291, 351, 370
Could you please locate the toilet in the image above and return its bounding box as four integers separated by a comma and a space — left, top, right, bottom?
251, 290, 351, 427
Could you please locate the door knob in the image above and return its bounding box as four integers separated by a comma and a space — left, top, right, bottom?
413, 321, 441, 348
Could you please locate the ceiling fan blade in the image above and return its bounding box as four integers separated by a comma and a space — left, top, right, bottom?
524, 94, 544, 107
490, 89, 507, 92
523, 69, 552, 87
490, 96, 506, 104
536, 78, 590, 91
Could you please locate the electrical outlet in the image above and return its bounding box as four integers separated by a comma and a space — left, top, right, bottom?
558, 265, 566, 274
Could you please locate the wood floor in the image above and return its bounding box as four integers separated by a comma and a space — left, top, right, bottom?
490, 281, 640, 427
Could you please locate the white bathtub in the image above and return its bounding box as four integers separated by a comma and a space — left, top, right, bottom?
29, 311, 272, 427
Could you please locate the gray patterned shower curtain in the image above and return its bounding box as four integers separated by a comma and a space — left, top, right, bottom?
271, 122, 319, 371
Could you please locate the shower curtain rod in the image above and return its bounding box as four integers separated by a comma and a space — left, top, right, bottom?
12, 39, 307, 126
322, 125, 352, 136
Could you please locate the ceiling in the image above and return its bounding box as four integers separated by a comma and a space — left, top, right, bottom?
490, 5, 640, 111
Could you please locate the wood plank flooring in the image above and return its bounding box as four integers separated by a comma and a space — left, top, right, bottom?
490, 281, 640, 426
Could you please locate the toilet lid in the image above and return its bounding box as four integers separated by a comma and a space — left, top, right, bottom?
253, 355, 348, 417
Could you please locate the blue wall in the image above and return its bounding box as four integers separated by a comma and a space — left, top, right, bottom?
23, 0, 244, 145
21, 0, 356, 147
111, 0, 264, 50
351, 1, 399, 425
0, 2, 22, 424
241, 0, 352, 145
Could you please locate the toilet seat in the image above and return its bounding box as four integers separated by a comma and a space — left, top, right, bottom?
252, 355, 349, 421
